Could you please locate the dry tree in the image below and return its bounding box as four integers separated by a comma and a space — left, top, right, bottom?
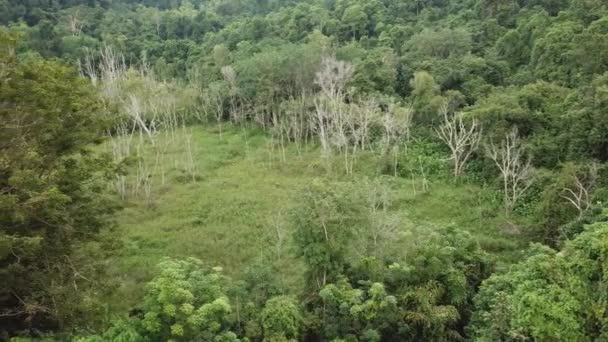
313, 56, 354, 159
435, 103, 482, 178
364, 179, 401, 258
486, 128, 534, 217
561, 162, 598, 219
67, 10, 84, 36
221, 65, 241, 123
381, 102, 413, 176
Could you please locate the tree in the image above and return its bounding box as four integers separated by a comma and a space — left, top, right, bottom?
560, 162, 598, 219
341, 5, 367, 40
313, 56, 354, 159
409, 71, 443, 123
405, 28, 472, 59
0, 30, 116, 334
471, 221, 608, 341
291, 180, 368, 291
486, 128, 534, 217
435, 103, 482, 178
139, 258, 238, 341
318, 279, 398, 340
379, 101, 413, 176
77, 258, 241, 341
314, 227, 493, 341
261, 296, 303, 341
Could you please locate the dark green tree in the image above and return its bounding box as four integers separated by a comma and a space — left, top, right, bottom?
0, 30, 116, 335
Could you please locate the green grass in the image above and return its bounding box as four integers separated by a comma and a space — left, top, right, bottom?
103, 124, 526, 313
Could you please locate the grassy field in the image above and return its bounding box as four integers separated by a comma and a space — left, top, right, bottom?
103, 124, 526, 313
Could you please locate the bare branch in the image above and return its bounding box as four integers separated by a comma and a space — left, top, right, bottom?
435, 103, 482, 177
560, 162, 598, 218
485, 128, 534, 217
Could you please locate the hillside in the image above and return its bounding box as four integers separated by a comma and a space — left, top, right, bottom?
2, 0, 608, 341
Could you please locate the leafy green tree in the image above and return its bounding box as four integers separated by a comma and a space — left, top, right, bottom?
317, 279, 398, 340
138, 258, 237, 341
471, 221, 608, 341
309, 227, 493, 340
409, 71, 444, 124
261, 296, 303, 341
351, 46, 397, 95
291, 180, 369, 292
341, 5, 367, 40
0, 30, 116, 334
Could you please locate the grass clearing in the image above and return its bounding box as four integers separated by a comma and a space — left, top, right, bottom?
103, 124, 526, 313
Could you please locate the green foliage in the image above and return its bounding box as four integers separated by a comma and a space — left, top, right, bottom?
261, 296, 302, 340
471, 221, 608, 341
138, 258, 236, 341
291, 179, 369, 291
310, 227, 493, 340
0, 29, 116, 334
5, 0, 608, 339
317, 279, 398, 340
81, 258, 240, 341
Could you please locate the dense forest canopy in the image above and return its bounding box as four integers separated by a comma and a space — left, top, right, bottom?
1, 0, 608, 340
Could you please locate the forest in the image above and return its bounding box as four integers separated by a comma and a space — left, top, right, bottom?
1, 0, 608, 340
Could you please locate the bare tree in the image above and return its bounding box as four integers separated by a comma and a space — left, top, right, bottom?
561, 163, 598, 219
268, 211, 287, 260
381, 102, 413, 176
99, 46, 126, 100
313, 98, 331, 157
78, 49, 98, 86
67, 10, 84, 36
184, 127, 198, 182
126, 94, 155, 142
486, 128, 534, 217
315, 56, 354, 101
314, 57, 354, 156
435, 103, 482, 178
364, 179, 400, 257
313, 57, 356, 172
221, 65, 241, 123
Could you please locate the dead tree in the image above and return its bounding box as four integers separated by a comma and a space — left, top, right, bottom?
67, 10, 84, 36
221, 65, 241, 123
313, 56, 354, 159
315, 56, 354, 102
435, 104, 482, 177
561, 163, 598, 219
126, 94, 155, 143
364, 179, 400, 257
380, 103, 413, 176
486, 128, 534, 217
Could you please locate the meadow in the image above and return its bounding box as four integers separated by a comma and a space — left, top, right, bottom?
103, 124, 525, 314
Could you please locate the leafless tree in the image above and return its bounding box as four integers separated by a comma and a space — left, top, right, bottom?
315, 56, 354, 101
268, 211, 287, 260
99, 46, 126, 100
435, 103, 482, 178
107, 122, 134, 200
278, 92, 314, 153
221, 65, 241, 123
313, 57, 354, 158
126, 94, 155, 142
364, 179, 400, 257
78, 48, 98, 86
486, 128, 534, 217
380, 102, 413, 176
67, 10, 84, 36
561, 163, 598, 218
184, 127, 198, 182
